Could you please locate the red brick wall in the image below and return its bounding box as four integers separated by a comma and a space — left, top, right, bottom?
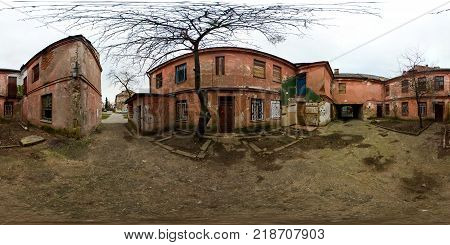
332, 78, 384, 104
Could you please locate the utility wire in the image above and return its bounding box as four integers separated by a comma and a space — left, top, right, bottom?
0, 0, 68, 36
330, 1, 450, 62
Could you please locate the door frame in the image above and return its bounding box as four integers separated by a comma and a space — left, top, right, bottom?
376, 104, 383, 118
4, 102, 13, 118
218, 96, 234, 133
434, 102, 444, 122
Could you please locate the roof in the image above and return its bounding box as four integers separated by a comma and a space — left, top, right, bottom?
385, 68, 450, 82
334, 73, 388, 81
20, 35, 102, 71
0, 68, 20, 73
295, 61, 334, 78
147, 47, 296, 74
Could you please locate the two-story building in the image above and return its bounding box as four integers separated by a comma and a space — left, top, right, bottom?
1, 35, 103, 137
0, 69, 22, 119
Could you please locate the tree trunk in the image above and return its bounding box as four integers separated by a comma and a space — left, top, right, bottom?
416, 97, 423, 128
193, 47, 211, 137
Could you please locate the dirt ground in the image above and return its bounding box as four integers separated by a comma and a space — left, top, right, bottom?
0, 121, 54, 147
0, 120, 449, 224
373, 119, 433, 134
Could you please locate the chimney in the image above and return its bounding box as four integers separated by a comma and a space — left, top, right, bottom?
334, 68, 339, 75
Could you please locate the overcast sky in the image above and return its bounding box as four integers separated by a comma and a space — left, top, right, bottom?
1, 0, 449, 103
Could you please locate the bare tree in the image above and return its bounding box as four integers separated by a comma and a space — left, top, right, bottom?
399, 50, 435, 128
108, 70, 137, 98
9, 1, 378, 137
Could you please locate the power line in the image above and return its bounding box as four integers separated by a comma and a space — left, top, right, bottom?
0, 0, 68, 36
330, 1, 450, 62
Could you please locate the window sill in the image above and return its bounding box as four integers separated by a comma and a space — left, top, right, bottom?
250, 120, 265, 123
40, 119, 52, 124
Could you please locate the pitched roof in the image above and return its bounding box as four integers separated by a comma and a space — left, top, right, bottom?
334, 73, 388, 81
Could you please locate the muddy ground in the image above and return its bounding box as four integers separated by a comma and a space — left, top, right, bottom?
0, 120, 449, 224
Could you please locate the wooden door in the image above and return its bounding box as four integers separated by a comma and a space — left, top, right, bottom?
435, 103, 444, 122
377, 104, 383, 118
137, 105, 142, 134
218, 96, 234, 133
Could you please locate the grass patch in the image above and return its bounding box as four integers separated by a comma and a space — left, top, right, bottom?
47, 138, 91, 160
102, 113, 111, 120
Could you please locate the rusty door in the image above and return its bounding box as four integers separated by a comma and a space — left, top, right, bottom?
218, 96, 234, 133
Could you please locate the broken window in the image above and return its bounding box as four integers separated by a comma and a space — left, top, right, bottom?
385, 84, 390, 96
338, 83, 346, 94
273, 65, 282, 83
418, 77, 427, 92
419, 102, 427, 116
253, 60, 266, 79
32, 64, 40, 83
175, 63, 187, 84
215, 56, 225, 76
401, 102, 408, 116
156, 73, 163, 88
434, 76, 444, 91
176, 100, 188, 121
270, 100, 281, 119
251, 98, 264, 121
385, 104, 390, 116
41, 94, 52, 121
402, 80, 409, 93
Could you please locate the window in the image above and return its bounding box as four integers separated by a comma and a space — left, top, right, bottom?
251, 99, 264, 121
434, 76, 444, 91
338, 83, 346, 94
385, 84, 390, 95
253, 60, 266, 79
401, 102, 408, 116
215, 56, 225, 76
176, 100, 188, 121
23, 77, 27, 95
270, 100, 281, 119
32, 64, 40, 83
155, 73, 163, 88
402, 80, 409, 93
41, 94, 52, 121
419, 102, 427, 116
418, 77, 427, 92
385, 104, 390, 115
175, 63, 187, 84
4, 102, 13, 117
273, 65, 282, 83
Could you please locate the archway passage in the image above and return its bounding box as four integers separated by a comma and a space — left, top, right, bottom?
336, 104, 362, 120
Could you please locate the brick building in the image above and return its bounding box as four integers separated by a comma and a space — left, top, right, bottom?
1, 35, 102, 137
115, 90, 133, 113
0, 69, 22, 119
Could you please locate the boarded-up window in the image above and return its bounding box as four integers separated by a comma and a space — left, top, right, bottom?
402, 80, 409, 93
338, 83, 346, 94
41, 94, 52, 121
7, 77, 17, 98
32, 64, 40, 83
385, 104, 390, 115
251, 99, 264, 121
402, 102, 408, 116
419, 102, 427, 116
270, 100, 281, 119
176, 100, 188, 121
273, 65, 282, 83
156, 73, 163, 88
434, 76, 444, 91
175, 63, 187, 84
253, 60, 266, 79
215, 56, 225, 76
385, 84, 390, 95
418, 77, 427, 92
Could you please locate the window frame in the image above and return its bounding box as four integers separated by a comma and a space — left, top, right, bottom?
338, 83, 346, 94
417, 77, 427, 92
385, 103, 390, 116
175, 63, 187, 84
270, 100, 281, 119
385, 84, 390, 96
215, 56, 225, 76
175, 100, 188, 121
32, 64, 40, 83
401, 102, 409, 116
401, 80, 409, 93
251, 98, 264, 121
272, 65, 282, 83
41, 93, 52, 122
434, 76, 444, 91
253, 59, 266, 79
155, 73, 163, 89
419, 102, 427, 117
